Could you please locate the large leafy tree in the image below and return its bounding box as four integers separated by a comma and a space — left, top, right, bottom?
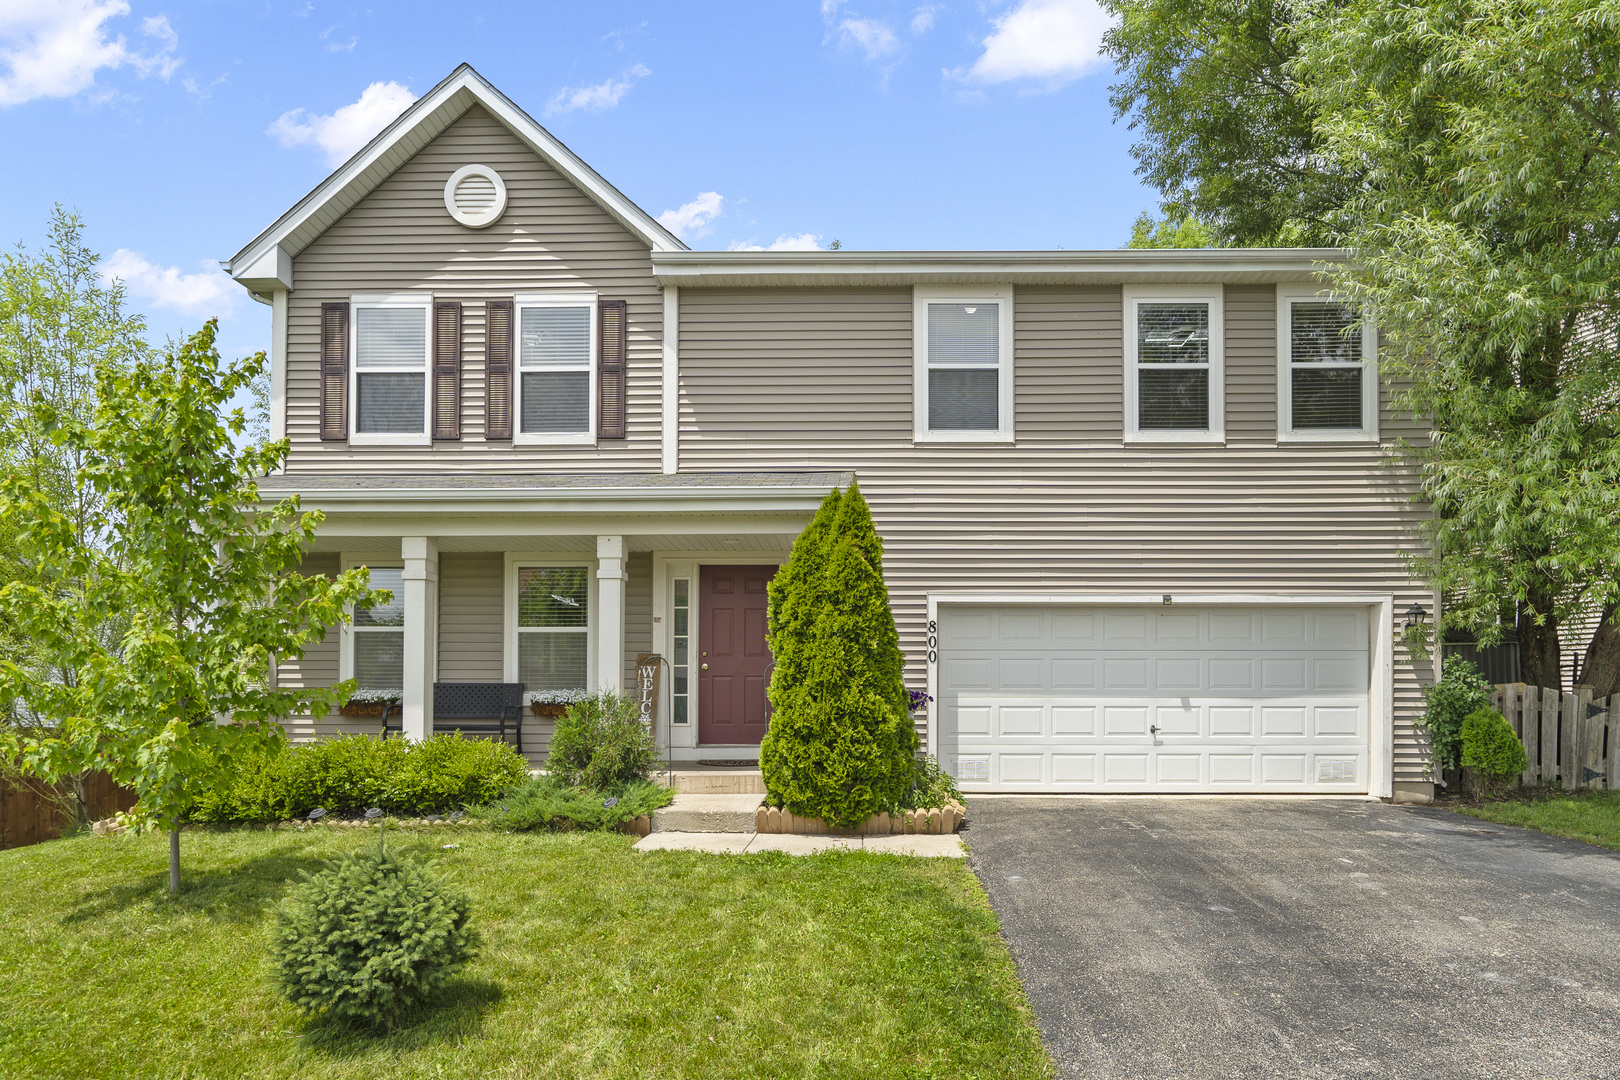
1100, 0, 1351, 245
0, 321, 375, 891
0, 209, 149, 823
1105, 0, 1620, 691
1296, 0, 1620, 689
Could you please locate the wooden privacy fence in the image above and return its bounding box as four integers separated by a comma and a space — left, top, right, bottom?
0, 771, 136, 851
1491, 684, 1616, 790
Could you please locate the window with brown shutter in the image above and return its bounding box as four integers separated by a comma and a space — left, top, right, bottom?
597, 299, 627, 439
484, 299, 514, 440
320, 302, 349, 440
432, 301, 462, 440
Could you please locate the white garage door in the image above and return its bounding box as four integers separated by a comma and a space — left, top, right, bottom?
936, 604, 1371, 793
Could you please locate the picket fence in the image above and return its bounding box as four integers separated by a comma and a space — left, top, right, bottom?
1490, 684, 1615, 790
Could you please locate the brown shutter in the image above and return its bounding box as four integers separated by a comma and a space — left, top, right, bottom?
484, 299, 514, 440
597, 299, 628, 440
320, 302, 348, 440
432, 301, 462, 440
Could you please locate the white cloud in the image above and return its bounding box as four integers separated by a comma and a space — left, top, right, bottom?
727, 233, 823, 252
268, 80, 417, 167
658, 191, 724, 241
837, 17, 900, 61
544, 63, 650, 117
319, 25, 356, 53
957, 0, 1112, 88
98, 250, 240, 317
910, 5, 939, 34
0, 2, 180, 107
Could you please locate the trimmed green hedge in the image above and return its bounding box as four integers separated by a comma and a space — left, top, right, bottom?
1462, 707, 1528, 794
195, 734, 529, 822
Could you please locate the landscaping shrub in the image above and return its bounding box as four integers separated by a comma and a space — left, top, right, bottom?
761, 484, 919, 827
546, 691, 658, 789
1418, 658, 1493, 776
1461, 707, 1529, 799
271, 849, 479, 1026
901, 754, 963, 810
195, 734, 528, 822
485, 775, 674, 831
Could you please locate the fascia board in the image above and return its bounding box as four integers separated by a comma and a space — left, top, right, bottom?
259, 486, 834, 518
651, 248, 1348, 287
226, 65, 682, 289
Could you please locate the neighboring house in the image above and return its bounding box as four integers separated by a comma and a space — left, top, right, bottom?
227, 65, 1435, 801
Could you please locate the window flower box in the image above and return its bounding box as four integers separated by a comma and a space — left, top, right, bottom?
340, 691, 401, 717
526, 689, 590, 718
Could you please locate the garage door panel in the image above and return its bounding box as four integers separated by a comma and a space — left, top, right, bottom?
938, 603, 1372, 793
1154, 704, 1200, 735
1155, 658, 1202, 690
1052, 658, 1097, 689
1104, 658, 1150, 689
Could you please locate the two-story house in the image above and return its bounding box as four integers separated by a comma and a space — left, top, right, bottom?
227, 65, 1435, 802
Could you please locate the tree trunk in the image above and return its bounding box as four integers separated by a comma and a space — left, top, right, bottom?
1578, 605, 1620, 697
1518, 601, 1562, 690
169, 827, 180, 895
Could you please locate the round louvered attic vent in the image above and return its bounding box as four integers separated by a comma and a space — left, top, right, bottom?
444, 164, 507, 228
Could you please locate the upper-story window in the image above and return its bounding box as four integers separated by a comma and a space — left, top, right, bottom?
1278, 291, 1377, 441
352, 297, 431, 446
914, 286, 1014, 443
1124, 285, 1225, 443
517, 292, 596, 445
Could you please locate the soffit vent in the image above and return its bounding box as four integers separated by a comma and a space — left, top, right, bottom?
444, 164, 507, 228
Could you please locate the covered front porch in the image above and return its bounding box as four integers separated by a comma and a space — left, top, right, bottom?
263, 471, 849, 765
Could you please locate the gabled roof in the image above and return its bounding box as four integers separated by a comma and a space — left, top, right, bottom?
225, 63, 685, 294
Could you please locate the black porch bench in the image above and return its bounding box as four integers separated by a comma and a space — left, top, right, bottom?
380, 682, 525, 754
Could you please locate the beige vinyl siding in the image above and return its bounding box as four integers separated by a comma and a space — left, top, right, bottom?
438, 554, 503, 681
678, 285, 1435, 782
624, 552, 653, 690
284, 104, 662, 472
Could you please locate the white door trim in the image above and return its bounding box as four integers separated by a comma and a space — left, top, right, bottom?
924, 592, 1395, 798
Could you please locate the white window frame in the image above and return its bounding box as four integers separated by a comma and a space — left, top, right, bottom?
338, 559, 405, 690
502, 554, 597, 691
1277, 288, 1379, 443
1123, 284, 1225, 444
913, 285, 1014, 444
514, 291, 597, 446
349, 293, 432, 447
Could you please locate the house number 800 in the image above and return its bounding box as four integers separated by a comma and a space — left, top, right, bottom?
926, 619, 938, 664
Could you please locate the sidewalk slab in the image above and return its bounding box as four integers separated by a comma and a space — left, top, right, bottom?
864, 834, 966, 858
630, 831, 967, 856
633, 832, 754, 853
747, 833, 863, 855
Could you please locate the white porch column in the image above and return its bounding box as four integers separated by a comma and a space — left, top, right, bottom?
596, 535, 627, 693
400, 536, 439, 741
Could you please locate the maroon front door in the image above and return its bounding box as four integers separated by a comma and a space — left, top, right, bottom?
698, 565, 776, 745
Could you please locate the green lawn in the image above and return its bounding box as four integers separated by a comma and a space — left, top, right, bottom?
0, 825, 1051, 1080
1453, 786, 1620, 851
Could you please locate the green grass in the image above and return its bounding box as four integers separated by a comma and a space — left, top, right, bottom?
1453, 786, 1620, 851
0, 825, 1051, 1080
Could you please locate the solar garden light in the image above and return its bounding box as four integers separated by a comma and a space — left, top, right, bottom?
365, 807, 384, 854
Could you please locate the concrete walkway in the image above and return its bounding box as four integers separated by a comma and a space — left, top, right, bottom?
633, 831, 965, 856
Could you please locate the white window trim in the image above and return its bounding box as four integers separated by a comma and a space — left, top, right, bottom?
502, 553, 598, 690
338, 558, 404, 689
1123, 284, 1225, 445
1277, 288, 1379, 443
349, 293, 432, 447
514, 291, 598, 447
913, 285, 1015, 444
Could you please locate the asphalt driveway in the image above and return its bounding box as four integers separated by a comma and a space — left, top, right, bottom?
966, 797, 1620, 1080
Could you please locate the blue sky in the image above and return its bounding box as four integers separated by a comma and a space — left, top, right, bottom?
0, 0, 1152, 362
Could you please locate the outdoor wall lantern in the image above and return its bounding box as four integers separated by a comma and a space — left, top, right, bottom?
1403, 602, 1429, 630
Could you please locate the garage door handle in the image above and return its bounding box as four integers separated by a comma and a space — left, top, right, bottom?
1149, 724, 1160, 735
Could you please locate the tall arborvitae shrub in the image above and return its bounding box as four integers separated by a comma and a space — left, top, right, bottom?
764, 487, 842, 703
761, 484, 918, 826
